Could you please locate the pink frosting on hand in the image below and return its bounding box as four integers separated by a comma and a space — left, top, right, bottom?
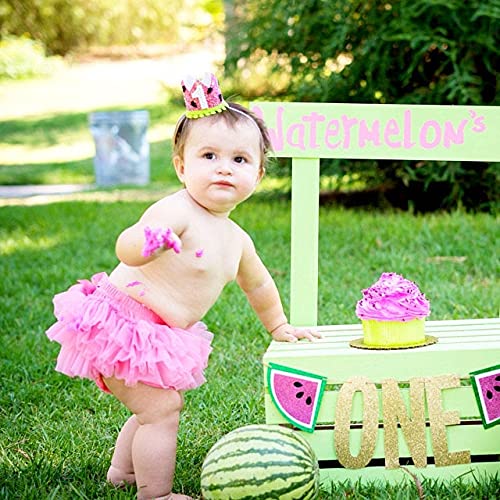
142, 227, 182, 257
356, 272, 430, 321
164, 229, 182, 254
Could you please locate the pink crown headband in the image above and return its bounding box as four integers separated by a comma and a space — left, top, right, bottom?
176, 73, 267, 151
181, 73, 228, 119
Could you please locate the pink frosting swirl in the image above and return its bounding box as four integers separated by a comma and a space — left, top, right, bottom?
356, 272, 430, 321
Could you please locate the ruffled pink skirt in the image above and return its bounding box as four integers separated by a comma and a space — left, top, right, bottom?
46, 272, 213, 393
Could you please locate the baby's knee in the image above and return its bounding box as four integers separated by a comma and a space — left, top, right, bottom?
136, 389, 183, 425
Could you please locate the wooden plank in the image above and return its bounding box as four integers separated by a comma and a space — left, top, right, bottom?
290, 157, 320, 326
425, 318, 500, 327
263, 319, 500, 382
250, 102, 500, 162
299, 318, 499, 331
296, 424, 500, 460
266, 319, 500, 350
312, 326, 500, 339
265, 321, 500, 353
311, 318, 500, 331
318, 462, 500, 484
264, 386, 480, 424
263, 347, 499, 382
264, 334, 500, 353
429, 321, 500, 330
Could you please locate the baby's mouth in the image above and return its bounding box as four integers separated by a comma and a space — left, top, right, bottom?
213, 180, 235, 188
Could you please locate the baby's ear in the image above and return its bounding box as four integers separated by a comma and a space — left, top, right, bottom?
173, 155, 185, 182
256, 167, 265, 184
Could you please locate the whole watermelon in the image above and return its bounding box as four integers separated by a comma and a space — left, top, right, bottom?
200, 424, 319, 499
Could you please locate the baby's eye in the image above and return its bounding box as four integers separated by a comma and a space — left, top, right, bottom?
234, 156, 247, 164
203, 152, 216, 160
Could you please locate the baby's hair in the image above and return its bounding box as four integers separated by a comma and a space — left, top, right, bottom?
173, 102, 273, 176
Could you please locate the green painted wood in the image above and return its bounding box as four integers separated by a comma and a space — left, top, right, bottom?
299, 424, 500, 460
263, 320, 500, 480
265, 386, 479, 425
266, 349, 500, 384
290, 158, 319, 326
263, 320, 500, 382
250, 98, 500, 482
264, 319, 500, 349
263, 347, 499, 382
318, 462, 500, 484
264, 320, 500, 356
251, 102, 500, 162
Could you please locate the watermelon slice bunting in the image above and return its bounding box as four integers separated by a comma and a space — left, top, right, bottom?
267, 363, 327, 433
470, 364, 500, 429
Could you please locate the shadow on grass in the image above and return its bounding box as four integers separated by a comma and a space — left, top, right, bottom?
0, 460, 136, 499
0, 111, 90, 147
0, 139, 178, 186
0, 102, 182, 147
0, 158, 95, 185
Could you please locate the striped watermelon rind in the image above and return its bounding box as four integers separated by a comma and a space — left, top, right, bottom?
200, 424, 319, 499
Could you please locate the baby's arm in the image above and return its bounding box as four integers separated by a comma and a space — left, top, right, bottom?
236, 233, 319, 343
115, 197, 184, 266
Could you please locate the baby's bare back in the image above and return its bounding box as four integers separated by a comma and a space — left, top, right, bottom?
109, 193, 245, 328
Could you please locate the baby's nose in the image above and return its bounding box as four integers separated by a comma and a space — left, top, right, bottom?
216, 160, 232, 174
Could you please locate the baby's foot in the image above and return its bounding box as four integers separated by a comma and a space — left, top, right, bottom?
107, 464, 136, 487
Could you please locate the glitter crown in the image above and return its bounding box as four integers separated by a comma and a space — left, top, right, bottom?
181, 73, 228, 119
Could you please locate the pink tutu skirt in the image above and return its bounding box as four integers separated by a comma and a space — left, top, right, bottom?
46, 272, 213, 393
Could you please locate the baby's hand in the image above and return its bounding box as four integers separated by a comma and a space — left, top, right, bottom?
271, 323, 322, 343
162, 228, 182, 254
142, 226, 182, 257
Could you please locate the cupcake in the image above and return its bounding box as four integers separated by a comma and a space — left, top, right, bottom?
350, 272, 436, 349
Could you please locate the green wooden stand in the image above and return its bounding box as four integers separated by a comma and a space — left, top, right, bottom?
264, 319, 500, 482
252, 102, 500, 482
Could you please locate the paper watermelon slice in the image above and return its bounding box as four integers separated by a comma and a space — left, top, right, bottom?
267, 363, 326, 433
470, 364, 500, 429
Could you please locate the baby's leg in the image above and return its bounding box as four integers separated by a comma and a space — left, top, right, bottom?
107, 414, 139, 486
103, 376, 191, 500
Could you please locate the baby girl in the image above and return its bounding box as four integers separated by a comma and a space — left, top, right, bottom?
46, 73, 318, 499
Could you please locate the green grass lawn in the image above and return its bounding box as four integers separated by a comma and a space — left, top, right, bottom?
1, 75, 498, 498
0, 195, 498, 498
0, 101, 183, 187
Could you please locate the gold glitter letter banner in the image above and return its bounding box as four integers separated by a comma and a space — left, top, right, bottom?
426, 374, 471, 467
335, 376, 378, 469
382, 377, 427, 469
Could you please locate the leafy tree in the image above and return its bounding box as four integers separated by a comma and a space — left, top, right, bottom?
0, 0, 183, 55
226, 0, 498, 105
225, 0, 499, 211
0, 36, 63, 80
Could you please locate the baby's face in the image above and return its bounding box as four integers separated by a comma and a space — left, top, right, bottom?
174, 118, 263, 216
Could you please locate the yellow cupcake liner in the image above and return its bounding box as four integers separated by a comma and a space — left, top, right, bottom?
350, 319, 438, 350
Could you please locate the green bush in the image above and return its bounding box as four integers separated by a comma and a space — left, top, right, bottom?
0, 36, 63, 80
225, 0, 500, 211
226, 0, 498, 106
